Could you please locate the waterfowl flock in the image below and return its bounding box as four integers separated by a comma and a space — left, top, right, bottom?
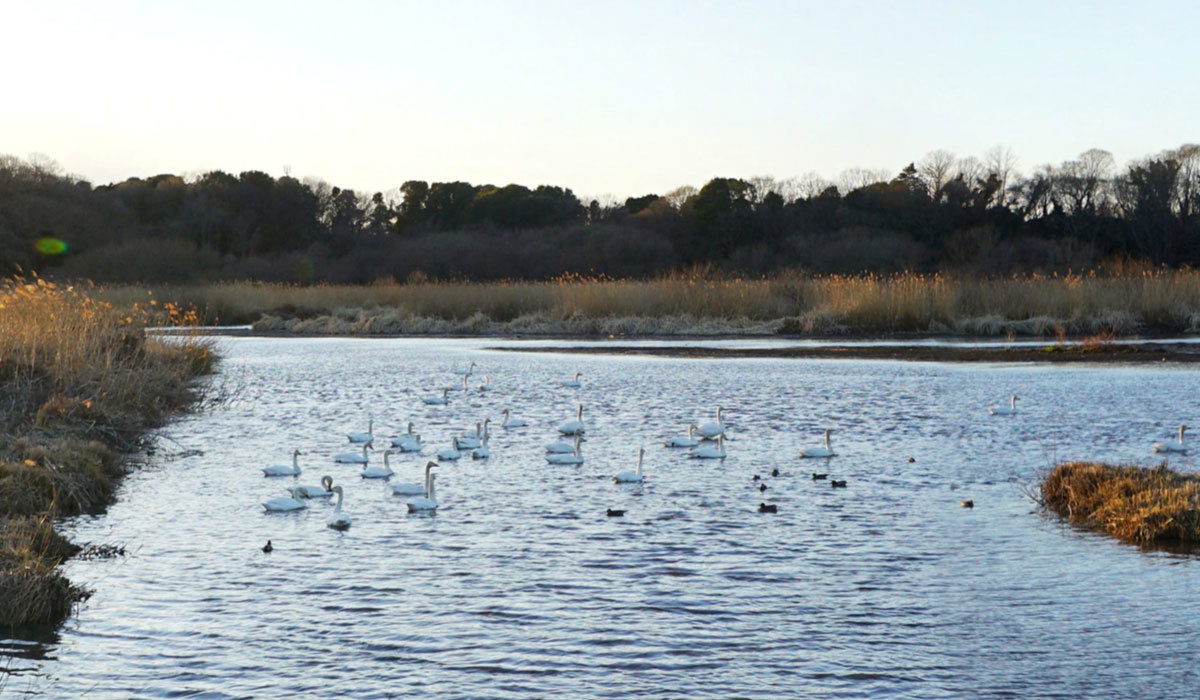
257, 360, 1191, 547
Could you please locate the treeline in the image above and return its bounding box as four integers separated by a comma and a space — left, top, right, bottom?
1, 144, 1198, 284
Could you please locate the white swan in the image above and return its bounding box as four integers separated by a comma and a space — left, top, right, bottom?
422, 388, 450, 405
558, 404, 585, 435
664, 425, 700, 448
263, 449, 303, 477
477, 375, 493, 392
501, 408, 527, 429
472, 434, 490, 460
362, 449, 396, 479
437, 441, 462, 461
1154, 424, 1189, 454
453, 362, 477, 376
696, 407, 727, 439
613, 447, 645, 483
326, 486, 351, 530
263, 491, 307, 512
407, 473, 438, 512
393, 462, 436, 496
390, 422, 423, 452
545, 437, 578, 453
689, 434, 726, 459
346, 415, 374, 445
561, 371, 583, 388
290, 475, 335, 499
334, 444, 371, 464
799, 429, 836, 458
546, 436, 584, 465
988, 395, 1019, 416
456, 420, 490, 450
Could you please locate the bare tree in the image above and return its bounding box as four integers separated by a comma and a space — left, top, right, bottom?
795, 171, 832, 200
984, 145, 1019, 207
1058, 148, 1114, 215
838, 167, 890, 193
664, 185, 697, 210
918, 150, 956, 201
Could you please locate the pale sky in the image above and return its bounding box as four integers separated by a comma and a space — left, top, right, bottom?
3, 0, 1197, 199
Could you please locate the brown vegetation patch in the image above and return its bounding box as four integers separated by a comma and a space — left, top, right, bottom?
1040, 461, 1200, 544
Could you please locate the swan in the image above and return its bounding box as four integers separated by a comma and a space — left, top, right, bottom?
406, 473, 438, 512
453, 362, 477, 377
799, 429, 836, 458
263, 491, 307, 512
472, 435, 490, 460
613, 447, 645, 483
437, 442, 461, 461
664, 425, 700, 448
546, 436, 584, 465
334, 444, 371, 464
346, 415, 374, 445
456, 419, 490, 450
326, 486, 351, 530
477, 375, 493, 392
422, 388, 450, 405
545, 437, 578, 453
561, 372, 583, 388
263, 449, 303, 477
362, 449, 396, 478
390, 422, 423, 452
290, 475, 335, 499
501, 408, 527, 429
558, 404, 585, 435
1154, 424, 1189, 454
393, 461, 436, 496
988, 395, 1019, 416
689, 434, 726, 459
695, 407, 727, 439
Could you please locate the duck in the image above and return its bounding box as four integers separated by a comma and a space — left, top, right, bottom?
558, 404, 585, 435
546, 436, 584, 465
988, 395, 1019, 416
501, 408, 527, 429
606, 508, 625, 517
758, 503, 778, 513
689, 434, 726, 459
799, 429, 836, 458
334, 444, 371, 464
1153, 424, 1188, 454
263, 492, 307, 512
263, 449, 303, 477
831, 480, 847, 488
346, 415, 374, 445
326, 486, 351, 530
771, 468, 780, 477
361, 449, 396, 478
262, 540, 273, 553
393, 462, 437, 496
613, 447, 646, 483
290, 475, 335, 499
406, 473, 438, 512
453, 362, 477, 377
811, 472, 828, 480
472, 435, 490, 460
695, 407, 727, 439
390, 422, 423, 452
664, 425, 700, 448
422, 388, 451, 405
960, 499, 975, 508
561, 371, 583, 388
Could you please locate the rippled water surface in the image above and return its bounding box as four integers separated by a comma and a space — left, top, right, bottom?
10, 337, 1200, 698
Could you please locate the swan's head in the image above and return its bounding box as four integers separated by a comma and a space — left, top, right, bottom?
332, 485, 344, 497
502, 408, 509, 416
321, 475, 333, 490
575, 372, 582, 379
824, 428, 834, 437
638, 446, 645, 459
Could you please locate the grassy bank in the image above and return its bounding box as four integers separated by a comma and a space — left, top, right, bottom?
0, 276, 215, 628
1040, 462, 1200, 544
96, 268, 1200, 337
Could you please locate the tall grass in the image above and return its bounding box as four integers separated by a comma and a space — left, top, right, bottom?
1040, 461, 1200, 544
0, 275, 215, 627
97, 268, 1200, 336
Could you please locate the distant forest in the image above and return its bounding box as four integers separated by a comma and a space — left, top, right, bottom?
1, 144, 1198, 284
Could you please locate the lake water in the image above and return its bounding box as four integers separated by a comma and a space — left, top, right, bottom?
7, 337, 1200, 698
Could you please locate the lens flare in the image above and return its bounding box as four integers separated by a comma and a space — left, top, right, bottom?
35, 238, 68, 255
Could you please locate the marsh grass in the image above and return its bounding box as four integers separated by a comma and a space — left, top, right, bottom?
1040, 461, 1200, 544
99, 268, 1200, 337
0, 275, 215, 627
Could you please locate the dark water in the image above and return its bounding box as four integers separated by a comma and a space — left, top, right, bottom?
6, 337, 1200, 698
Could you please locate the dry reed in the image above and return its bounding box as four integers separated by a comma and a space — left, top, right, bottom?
96, 268, 1200, 337
1040, 461, 1200, 544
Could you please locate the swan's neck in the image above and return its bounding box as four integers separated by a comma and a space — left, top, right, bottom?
636, 450, 643, 476
577, 405, 583, 421
1010, 397, 1017, 409
408, 422, 414, 435
428, 477, 437, 500
824, 431, 831, 450
334, 489, 344, 511
383, 451, 391, 468
717, 407, 723, 423
1180, 426, 1187, 443
292, 452, 299, 469
367, 418, 373, 435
